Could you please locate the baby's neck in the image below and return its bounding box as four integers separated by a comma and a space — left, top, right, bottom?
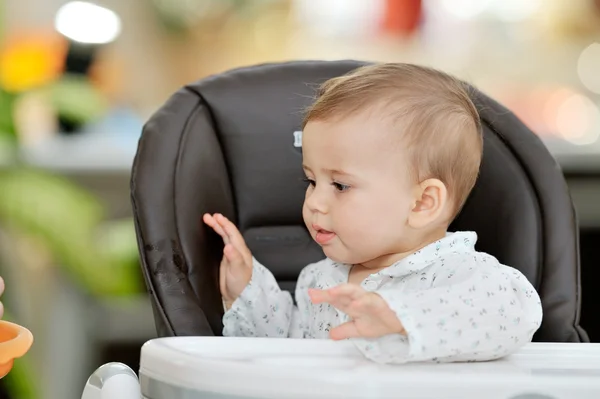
357, 228, 447, 272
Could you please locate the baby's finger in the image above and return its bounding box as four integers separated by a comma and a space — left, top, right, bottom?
219, 256, 228, 298
203, 213, 230, 244
216, 214, 252, 265
309, 288, 352, 311
308, 288, 330, 304
329, 284, 366, 302
329, 321, 361, 341
202, 213, 224, 235
224, 243, 246, 274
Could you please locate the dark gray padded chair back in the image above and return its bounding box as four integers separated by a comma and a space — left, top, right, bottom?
131, 60, 588, 342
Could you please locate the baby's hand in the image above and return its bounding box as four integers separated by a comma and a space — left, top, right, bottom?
203, 213, 253, 309
0, 276, 4, 319
309, 284, 405, 340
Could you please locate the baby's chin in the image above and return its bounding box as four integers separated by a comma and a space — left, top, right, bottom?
321, 246, 369, 266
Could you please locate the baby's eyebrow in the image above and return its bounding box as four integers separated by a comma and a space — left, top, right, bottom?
303, 165, 354, 177
326, 168, 353, 177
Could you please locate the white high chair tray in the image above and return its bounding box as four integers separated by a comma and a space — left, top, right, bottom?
140, 337, 600, 399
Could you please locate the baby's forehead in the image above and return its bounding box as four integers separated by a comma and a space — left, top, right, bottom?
306, 106, 411, 146
303, 117, 409, 171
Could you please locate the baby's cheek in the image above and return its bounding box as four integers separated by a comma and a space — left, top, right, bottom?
353, 212, 399, 248
341, 213, 380, 246
301, 204, 311, 226
301, 200, 308, 213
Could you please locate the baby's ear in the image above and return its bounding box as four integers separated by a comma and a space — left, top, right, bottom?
408, 179, 449, 229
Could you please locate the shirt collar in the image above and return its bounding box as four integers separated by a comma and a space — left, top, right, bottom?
329, 231, 478, 281
379, 231, 478, 277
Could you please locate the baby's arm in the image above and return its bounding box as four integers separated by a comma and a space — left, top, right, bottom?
204, 213, 312, 338
353, 253, 543, 364
223, 259, 313, 338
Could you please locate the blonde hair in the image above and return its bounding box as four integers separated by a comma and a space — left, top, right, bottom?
303, 63, 483, 219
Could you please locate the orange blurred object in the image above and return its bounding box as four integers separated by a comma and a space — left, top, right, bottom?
88, 51, 125, 102
0, 31, 68, 93
382, 0, 422, 36
0, 320, 34, 379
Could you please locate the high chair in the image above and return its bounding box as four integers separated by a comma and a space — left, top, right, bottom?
81, 60, 597, 399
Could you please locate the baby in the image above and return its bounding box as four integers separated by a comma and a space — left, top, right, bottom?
203, 63, 543, 364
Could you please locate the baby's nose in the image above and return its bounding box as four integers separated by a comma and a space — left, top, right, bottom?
305, 189, 329, 214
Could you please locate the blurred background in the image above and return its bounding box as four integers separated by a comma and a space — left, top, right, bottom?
0, 0, 599, 398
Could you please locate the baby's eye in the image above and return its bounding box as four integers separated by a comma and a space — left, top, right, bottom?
332, 182, 350, 192
302, 177, 316, 187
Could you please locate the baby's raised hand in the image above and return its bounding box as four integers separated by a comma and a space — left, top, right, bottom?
203, 213, 253, 309
309, 284, 405, 340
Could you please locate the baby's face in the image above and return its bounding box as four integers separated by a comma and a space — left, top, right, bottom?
302, 113, 417, 267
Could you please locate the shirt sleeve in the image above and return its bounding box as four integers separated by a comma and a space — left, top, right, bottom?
352, 253, 543, 364
222, 257, 312, 338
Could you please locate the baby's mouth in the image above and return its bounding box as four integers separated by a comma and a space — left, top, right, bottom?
313, 227, 336, 245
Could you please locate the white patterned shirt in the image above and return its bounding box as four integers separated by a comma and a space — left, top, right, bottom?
223, 231, 543, 364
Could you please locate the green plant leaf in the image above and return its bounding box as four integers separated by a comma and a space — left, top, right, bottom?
0, 168, 141, 297
0, 89, 17, 140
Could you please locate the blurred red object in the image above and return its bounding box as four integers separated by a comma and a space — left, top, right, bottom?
382, 0, 422, 36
